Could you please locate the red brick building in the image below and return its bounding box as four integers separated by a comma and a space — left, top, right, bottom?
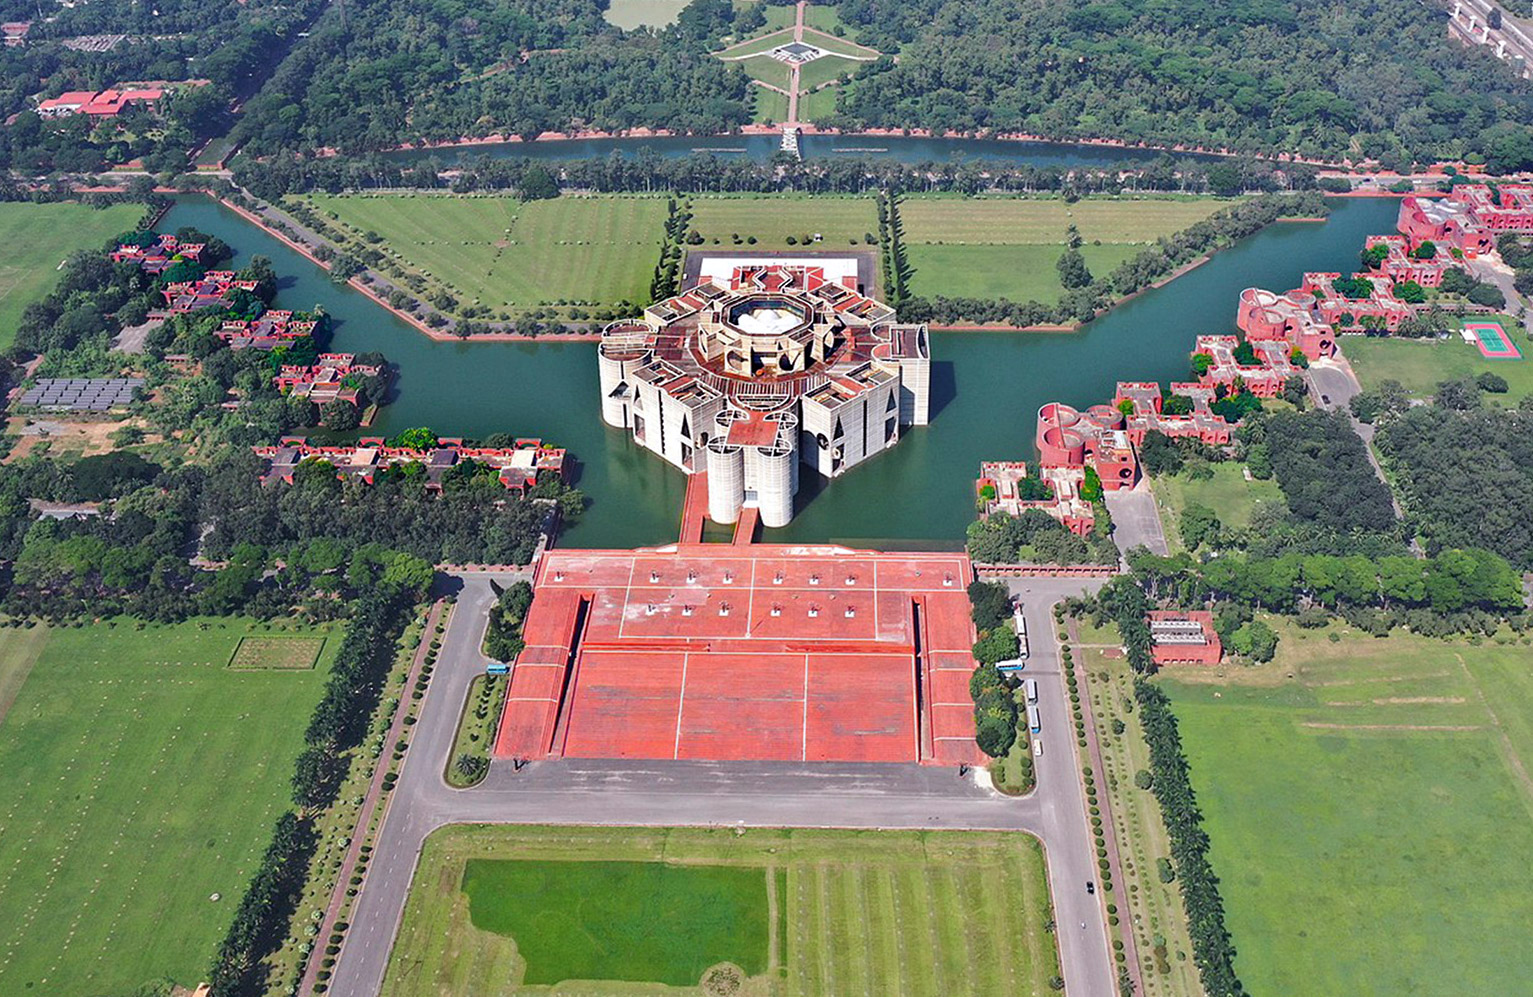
1148, 611, 1222, 665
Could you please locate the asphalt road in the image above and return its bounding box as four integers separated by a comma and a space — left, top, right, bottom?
326, 573, 1116, 997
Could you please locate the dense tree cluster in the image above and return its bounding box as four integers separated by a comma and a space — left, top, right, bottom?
828, 0, 1533, 170
1243, 410, 1395, 534
200, 448, 577, 568
230, 0, 750, 156
0, 0, 324, 172
1375, 404, 1533, 569
966, 581, 1020, 757
483, 579, 533, 661
965, 509, 1119, 567
207, 812, 318, 997
230, 147, 1320, 201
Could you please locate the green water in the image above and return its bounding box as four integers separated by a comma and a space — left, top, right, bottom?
160, 196, 1396, 549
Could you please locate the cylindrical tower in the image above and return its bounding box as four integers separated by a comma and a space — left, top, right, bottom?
749, 438, 797, 529
598, 322, 651, 428
705, 440, 745, 524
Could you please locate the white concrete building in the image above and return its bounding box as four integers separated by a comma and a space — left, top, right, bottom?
598, 259, 930, 528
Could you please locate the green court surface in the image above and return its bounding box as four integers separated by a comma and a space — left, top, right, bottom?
1162, 624, 1533, 995
0, 619, 335, 995
304, 194, 666, 313
382, 824, 1061, 997
0, 201, 144, 349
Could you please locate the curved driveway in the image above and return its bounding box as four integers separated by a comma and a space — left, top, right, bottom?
326, 572, 1113, 997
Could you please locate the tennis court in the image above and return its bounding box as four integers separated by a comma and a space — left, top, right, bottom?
1464, 321, 1522, 359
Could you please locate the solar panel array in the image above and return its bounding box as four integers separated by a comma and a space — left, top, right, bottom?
18, 378, 144, 412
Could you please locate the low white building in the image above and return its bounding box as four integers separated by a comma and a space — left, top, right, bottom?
598, 259, 930, 527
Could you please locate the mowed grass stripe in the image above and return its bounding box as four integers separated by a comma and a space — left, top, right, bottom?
898, 195, 1231, 245
386, 827, 1059, 996
0, 622, 332, 994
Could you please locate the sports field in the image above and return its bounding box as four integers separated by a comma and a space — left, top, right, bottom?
1344, 325, 1533, 406
689, 195, 878, 249
382, 824, 1060, 996
304, 194, 667, 313
899, 195, 1229, 307
1161, 622, 1533, 995
0, 619, 335, 995
0, 201, 144, 349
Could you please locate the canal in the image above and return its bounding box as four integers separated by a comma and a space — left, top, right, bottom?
377, 133, 1222, 167
159, 195, 1397, 550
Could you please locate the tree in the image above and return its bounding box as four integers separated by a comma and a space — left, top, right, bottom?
1179, 503, 1221, 551
519, 164, 560, 201
1435, 378, 1481, 410
1138, 430, 1184, 476
291, 745, 346, 815
1206, 162, 1243, 196
391, 426, 437, 449
320, 400, 361, 431
1392, 280, 1426, 304
1056, 244, 1093, 289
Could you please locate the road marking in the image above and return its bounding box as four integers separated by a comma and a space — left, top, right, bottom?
673, 652, 690, 760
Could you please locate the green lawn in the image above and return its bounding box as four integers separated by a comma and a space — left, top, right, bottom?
906, 244, 1138, 304
736, 53, 794, 91
718, 27, 794, 59
1161, 623, 1533, 996
383, 824, 1060, 997
0, 202, 144, 349
796, 86, 842, 122
898, 196, 1227, 308
689, 194, 879, 248
1343, 328, 1533, 406
1149, 462, 1286, 553
464, 858, 768, 985
898, 195, 1231, 245
753, 85, 791, 123
304, 194, 667, 314
796, 52, 861, 91
0, 619, 335, 995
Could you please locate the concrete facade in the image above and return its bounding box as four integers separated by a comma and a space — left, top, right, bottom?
599, 261, 930, 528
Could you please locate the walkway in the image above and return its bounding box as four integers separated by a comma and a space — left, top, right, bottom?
322, 573, 1118, 997
678, 471, 709, 543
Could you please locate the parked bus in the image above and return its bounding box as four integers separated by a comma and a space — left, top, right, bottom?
1024, 678, 1039, 704
1027, 704, 1042, 733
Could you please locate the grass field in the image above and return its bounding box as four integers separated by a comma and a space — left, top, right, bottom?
0, 619, 336, 995
1343, 326, 1533, 406
228, 634, 325, 669
689, 195, 878, 249
304, 194, 666, 314
1161, 621, 1533, 995
898, 196, 1230, 245
1074, 643, 1200, 997
444, 672, 504, 787
736, 54, 794, 92
383, 824, 1060, 996
905, 244, 1138, 303
0, 202, 144, 349
753, 86, 790, 123
1148, 462, 1285, 553
464, 858, 769, 984
796, 53, 861, 91
898, 196, 1228, 308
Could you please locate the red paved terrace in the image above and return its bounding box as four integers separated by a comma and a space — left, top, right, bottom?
494, 544, 984, 766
